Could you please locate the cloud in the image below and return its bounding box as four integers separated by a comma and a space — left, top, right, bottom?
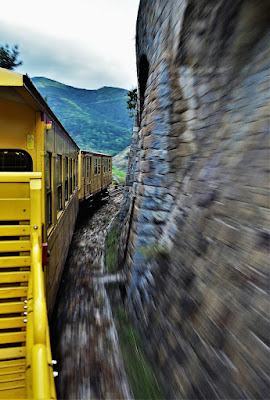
0, 0, 139, 89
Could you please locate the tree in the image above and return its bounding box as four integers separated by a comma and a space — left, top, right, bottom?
0, 44, 23, 70
126, 88, 137, 118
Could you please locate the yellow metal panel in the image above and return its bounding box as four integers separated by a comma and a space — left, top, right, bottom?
0, 287, 28, 300
0, 302, 25, 314
0, 347, 26, 361
0, 272, 29, 284
0, 366, 25, 376
0, 332, 26, 345
0, 317, 26, 329
0, 387, 26, 399
0, 256, 31, 268
0, 173, 41, 182
0, 379, 25, 390
0, 183, 29, 199
0, 360, 25, 369
0, 240, 30, 252
0, 373, 25, 383
0, 68, 23, 86
0, 199, 30, 220
0, 225, 30, 236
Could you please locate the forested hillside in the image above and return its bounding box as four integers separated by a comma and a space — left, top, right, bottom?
32, 77, 133, 155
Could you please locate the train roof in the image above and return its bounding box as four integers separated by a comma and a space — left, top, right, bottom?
80, 149, 113, 157
0, 67, 79, 150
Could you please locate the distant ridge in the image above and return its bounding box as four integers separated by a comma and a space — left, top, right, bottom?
32, 77, 133, 155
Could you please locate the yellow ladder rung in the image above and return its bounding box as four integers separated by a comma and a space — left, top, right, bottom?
0, 317, 26, 330
0, 360, 25, 369
0, 332, 26, 345
0, 241, 30, 253
0, 256, 31, 268
0, 372, 25, 383
0, 226, 30, 236
0, 272, 29, 284
0, 287, 28, 299
0, 386, 26, 399
0, 302, 25, 314
0, 379, 25, 390
0, 366, 25, 376
0, 347, 26, 361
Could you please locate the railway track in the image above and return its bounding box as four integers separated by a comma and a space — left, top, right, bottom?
109, 184, 124, 197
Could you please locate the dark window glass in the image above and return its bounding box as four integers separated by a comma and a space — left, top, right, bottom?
70, 160, 72, 195
98, 159, 101, 175
86, 157, 90, 178
56, 155, 62, 212
0, 149, 33, 172
73, 159, 76, 191
46, 153, 52, 227
65, 157, 69, 201
94, 158, 97, 175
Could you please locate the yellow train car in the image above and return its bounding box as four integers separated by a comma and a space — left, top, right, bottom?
78, 150, 112, 202
0, 67, 113, 399
0, 67, 80, 398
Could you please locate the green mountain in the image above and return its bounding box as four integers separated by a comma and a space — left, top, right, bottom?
32, 77, 133, 156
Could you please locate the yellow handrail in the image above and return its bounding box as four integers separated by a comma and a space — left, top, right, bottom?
27, 176, 56, 399
0, 172, 56, 399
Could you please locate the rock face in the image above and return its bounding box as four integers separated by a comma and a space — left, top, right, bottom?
119, 0, 270, 398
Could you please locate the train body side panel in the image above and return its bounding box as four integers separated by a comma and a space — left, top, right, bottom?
91, 156, 102, 195
44, 118, 79, 313
0, 93, 38, 170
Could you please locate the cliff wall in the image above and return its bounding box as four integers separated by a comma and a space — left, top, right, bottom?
119, 1, 270, 398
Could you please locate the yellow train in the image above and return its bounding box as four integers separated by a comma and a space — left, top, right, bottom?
0, 67, 112, 399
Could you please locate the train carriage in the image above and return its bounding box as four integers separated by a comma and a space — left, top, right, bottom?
78, 150, 112, 202
0, 67, 112, 399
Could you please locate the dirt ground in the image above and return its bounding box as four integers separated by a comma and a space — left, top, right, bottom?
50, 192, 132, 400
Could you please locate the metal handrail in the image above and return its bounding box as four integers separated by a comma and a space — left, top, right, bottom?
28, 175, 56, 399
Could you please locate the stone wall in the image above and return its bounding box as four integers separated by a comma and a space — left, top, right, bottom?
119, 0, 270, 398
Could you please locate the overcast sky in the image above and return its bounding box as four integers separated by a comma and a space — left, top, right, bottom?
0, 0, 140, 90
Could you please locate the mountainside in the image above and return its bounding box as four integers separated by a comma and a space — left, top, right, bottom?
113, 146, 130, 172
32, 77, 133, 155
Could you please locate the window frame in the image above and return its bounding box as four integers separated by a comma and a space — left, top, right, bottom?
45, 152, 52, 228
56, 155, 63, 213
65, 156, 69, 202
69, 158, 73, 195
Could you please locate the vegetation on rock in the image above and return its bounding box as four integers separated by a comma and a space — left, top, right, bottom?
126, 88, 137, 118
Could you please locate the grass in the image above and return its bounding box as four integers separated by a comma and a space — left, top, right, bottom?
114, 307, 164, 400
112, 166, 126, 184
105, 217, 120, 273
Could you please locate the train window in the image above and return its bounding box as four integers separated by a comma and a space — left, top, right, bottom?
65, 157, 69, 201
70, 159, 73, 195
56, 155, 62, 212
94, 158, 97, 175
0, 149, 33, 171
103, 159, 106, 174
76, 160, 78, 187
86, 157, 90, 178
98, 159, 101, 175
73, 159, 76, 191
108, 159, 111, 172
45, 153, 52, 227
